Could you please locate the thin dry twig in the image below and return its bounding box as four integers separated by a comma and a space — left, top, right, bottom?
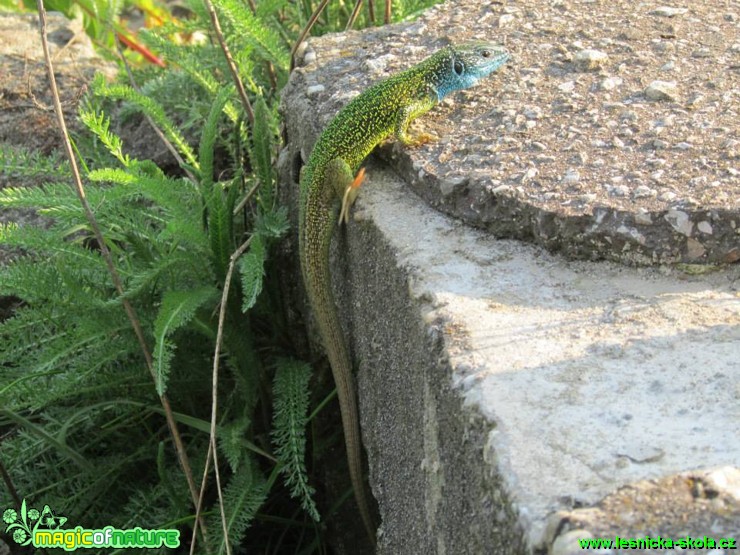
346, 0, 363, 30
0, 455, 22, 509
35, 4, 206, 544
290, 0, 330, 70
232, 178, 261, 215
114, 36, 199, 184
51, 28, 86, 62
241, 0, 279, 92
36, 6, 137, 388
189, 442, 213, 555
190, 236, 254, 555
202, 0, 255, 125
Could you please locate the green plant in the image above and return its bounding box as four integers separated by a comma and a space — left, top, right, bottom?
0, 94, 305, 553
0, 0, 443, 552
0, 8, 309, 549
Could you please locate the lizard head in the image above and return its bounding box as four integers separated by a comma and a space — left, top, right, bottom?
433, 42, 510, 100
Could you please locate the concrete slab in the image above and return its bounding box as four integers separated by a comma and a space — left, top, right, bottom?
286, 0, 740, 265
348, 162, 739, 552
278, 1, 740, 551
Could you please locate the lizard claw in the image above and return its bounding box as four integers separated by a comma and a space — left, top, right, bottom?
411, 132, 438, 145
398, 131, 438, 147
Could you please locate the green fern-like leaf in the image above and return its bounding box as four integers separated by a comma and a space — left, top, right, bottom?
255, 205, 289, 240
0, 182, 86, 213
199, 84, 235, 192
137, 32, 242, 124
254, 0, 290, 19
218, 416, 251, 472
0, 409, 92, 470
91, 74, 200, 171
249, 94, 277, 208
213, 0, 290, 71
238, 234, 266, 313
0, 143, 70, 178
87, 167, 207, 249
204, 179, 239, 281
210, 458, 268, 555
153, 286, 219, 395
115, 250, 209, 305
78, 105, 131, 168
271, 358, 319, 521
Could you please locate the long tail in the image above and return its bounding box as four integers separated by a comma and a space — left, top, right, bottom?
299, 188, 377, 545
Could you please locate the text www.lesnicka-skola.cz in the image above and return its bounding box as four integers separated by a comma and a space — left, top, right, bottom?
579, 535, 737, 550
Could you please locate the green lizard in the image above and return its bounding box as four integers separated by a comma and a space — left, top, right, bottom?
298, 41, 510, 544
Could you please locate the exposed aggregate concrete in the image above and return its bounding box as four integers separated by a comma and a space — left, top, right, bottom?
291, 0, 740, 265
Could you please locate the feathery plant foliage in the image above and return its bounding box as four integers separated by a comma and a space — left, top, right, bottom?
1, 0, 442, 551
272, 359, 318, 521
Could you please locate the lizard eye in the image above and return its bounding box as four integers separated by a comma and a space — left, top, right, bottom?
481, 49, 491, 58
453, 60, 464, 75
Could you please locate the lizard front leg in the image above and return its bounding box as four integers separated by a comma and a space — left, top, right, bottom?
394, 87, 438, 146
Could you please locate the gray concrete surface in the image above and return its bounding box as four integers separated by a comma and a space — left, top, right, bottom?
351, 163, 739, 553
279, 1, 740, 552
285, 0, 740, 265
